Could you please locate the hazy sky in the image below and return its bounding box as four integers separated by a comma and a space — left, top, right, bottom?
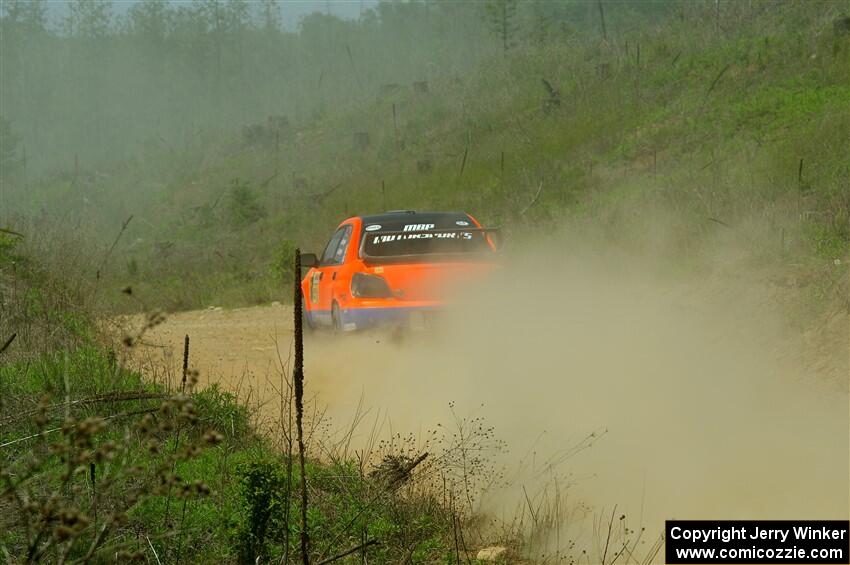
46, 0, 377, 31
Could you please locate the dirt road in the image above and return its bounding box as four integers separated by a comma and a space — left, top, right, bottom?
130, 304, 311, 438
129, 303, 434, 435
134, 303, 295, 389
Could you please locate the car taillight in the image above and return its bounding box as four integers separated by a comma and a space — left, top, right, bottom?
351, 273, 393, 298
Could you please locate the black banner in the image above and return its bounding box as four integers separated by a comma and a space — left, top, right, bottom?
666, 521, 849, 564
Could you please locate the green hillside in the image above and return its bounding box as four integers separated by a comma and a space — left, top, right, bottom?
4, 1, 848, 315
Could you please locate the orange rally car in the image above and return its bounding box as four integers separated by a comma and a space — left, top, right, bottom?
300, 210, 500, 331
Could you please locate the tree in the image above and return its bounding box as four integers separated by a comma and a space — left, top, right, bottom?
484, 0, 520, 52
127, 0, 172, 41
224, 0, 250, 33
193, 0, 249, 34
258, 0, 281, 33
65, 0, 113, 39
0, 0, 47, 34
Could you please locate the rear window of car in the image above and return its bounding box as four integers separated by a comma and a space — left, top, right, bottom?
360, 216, 493, 260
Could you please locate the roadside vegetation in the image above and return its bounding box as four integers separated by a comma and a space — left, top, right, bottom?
0, 237, 508, 563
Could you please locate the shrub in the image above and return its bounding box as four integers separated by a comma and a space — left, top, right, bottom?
270, 238, 297, 290
227, 179, 266, 228
0, 233, 21, 265
235, 459, 288, 564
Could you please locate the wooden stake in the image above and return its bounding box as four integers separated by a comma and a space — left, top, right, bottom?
293, 249, 310, 565
181, 335, 189, 393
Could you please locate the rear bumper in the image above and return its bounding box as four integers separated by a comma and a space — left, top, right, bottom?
304, 299, 444, 331
342, 305, 441, 331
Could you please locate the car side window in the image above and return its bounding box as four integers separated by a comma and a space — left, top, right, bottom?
320, 230, 344, 265
333, 225, 352, 264
320, 225, 352, 266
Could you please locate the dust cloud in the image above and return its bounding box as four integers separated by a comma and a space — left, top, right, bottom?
133, 226, 849, 549
304, 233, 849, 535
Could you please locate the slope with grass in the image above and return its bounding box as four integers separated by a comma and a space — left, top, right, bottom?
8, 2, 847, 319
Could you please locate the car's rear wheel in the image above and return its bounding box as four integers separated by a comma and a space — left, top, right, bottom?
331, 301, 343, 333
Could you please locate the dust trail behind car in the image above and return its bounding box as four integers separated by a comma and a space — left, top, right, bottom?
133, 234, 849, 551
307, 242, 847, 525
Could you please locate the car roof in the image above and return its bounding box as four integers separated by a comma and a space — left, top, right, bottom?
358, 210, 470, 225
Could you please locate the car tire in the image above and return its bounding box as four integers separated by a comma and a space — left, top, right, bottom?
331, 301, 343, 333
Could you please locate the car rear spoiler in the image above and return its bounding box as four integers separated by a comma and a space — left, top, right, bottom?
359, 226, 502, 264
